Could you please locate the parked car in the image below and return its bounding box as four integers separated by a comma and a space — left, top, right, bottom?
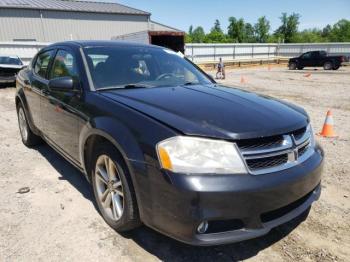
15, 41, 324, 246
288, 51, 345, 70
0, 55, 25, 85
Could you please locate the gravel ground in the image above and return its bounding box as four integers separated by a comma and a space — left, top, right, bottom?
0, 66, 349, 262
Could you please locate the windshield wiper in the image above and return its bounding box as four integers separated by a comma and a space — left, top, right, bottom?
183, 82, 199, 86
97, 84, 152, 91
123, 84, 152, 89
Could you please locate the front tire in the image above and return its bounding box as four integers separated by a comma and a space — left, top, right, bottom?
324, 61, 333, 70
91, 143, 141, 232
17, 104, 42, 147
289, 62, 297, 70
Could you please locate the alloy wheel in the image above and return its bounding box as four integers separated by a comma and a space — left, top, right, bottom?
18, 107, 28, 142
95, 155, 124, 221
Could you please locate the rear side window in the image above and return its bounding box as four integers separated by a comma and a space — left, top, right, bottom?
34, 50, 55, 79
49, 50, 78, 79
320, 51, 327, 57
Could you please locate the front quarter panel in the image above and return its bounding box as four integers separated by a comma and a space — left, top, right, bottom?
78, 92, 178, 220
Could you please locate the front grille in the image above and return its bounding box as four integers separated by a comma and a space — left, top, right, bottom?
298, 143, 309, 157
246, 154, 288, 170
237, 125, 313, 175
291, 126, 307, 141
0, 68, 18, 77
237, 135, 284, 151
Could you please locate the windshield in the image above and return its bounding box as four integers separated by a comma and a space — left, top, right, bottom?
83, 46, 212, 90
0, 56, 22, 65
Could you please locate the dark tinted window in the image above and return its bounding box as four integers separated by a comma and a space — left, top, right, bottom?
320, 51, 327, 57
301, 52, 311, 59
34, 50, 55, 79
50, 50, 78, 79
84, 46, 211, 90
0, 56, 22, 65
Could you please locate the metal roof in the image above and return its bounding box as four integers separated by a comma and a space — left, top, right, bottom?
0, 0, 150, 15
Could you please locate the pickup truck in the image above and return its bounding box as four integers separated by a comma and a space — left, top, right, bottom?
288, 51, 345, 70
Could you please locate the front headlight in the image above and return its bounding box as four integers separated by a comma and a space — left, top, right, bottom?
309, 124, 316, 147
156, 136, 247, 174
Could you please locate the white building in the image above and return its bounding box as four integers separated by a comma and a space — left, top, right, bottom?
0, 0, 184, 52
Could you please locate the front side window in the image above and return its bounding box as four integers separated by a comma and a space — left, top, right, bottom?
34, 50, 55, 79
84, 46, 211, 90
50, 50, 78, 79
301, 52, 311, 59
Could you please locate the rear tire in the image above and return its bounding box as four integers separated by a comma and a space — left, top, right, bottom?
324, 61, 333, 70
17, 103, 42, 147
91, 143, 141, 232
289, 62, 297, 70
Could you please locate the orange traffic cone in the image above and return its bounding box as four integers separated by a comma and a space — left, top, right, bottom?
304, 73, 312, 78
240, 76, 246, 84
318, 111, 337, 137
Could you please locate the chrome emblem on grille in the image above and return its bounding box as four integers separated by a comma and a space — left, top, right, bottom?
287, 135, 300, 162
288, 148, 299, 162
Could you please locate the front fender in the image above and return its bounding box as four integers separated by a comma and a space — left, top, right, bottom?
79, 116, 146, 174
15, 87, 40, 135
79, 116, 156, 221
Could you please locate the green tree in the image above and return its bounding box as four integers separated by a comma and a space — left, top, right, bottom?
322, 24, 332, 39
185, 33, 192, 43
293, 29, 325, 43
204, 20, 227, 43
274, 13, 300, 43
188, 25, 193, 36
254, 16, 270, 43
244, 23, 256, 42
191, 26, 206, 43
228, 17, 245, 42
329, 19, 350, 42
213, 19, 223, 33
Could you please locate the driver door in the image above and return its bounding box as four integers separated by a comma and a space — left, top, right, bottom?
41, 48, 81, 162
300, 52, 312, 67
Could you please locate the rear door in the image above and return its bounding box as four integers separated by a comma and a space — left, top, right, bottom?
310, 51, 322, 66
41, 48, 81, 162
26, 49, 55, 131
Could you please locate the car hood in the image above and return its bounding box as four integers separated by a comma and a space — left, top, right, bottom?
101, 84, 309, 140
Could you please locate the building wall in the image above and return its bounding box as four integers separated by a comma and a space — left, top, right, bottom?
0, 8, 150, 42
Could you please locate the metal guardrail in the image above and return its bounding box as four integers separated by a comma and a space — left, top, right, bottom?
1, 41, 350, 65
185, 43, 350, 63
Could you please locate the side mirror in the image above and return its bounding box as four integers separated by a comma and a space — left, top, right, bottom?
48, 76, 74, 91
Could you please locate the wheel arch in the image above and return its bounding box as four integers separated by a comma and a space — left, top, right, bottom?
79, 116, 146, 183
15, 90, 40, 135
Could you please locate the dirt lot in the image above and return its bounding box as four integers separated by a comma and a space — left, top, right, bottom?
0, 66, 349, 262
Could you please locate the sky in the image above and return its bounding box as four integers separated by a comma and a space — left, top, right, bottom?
97, 0, 350, 33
